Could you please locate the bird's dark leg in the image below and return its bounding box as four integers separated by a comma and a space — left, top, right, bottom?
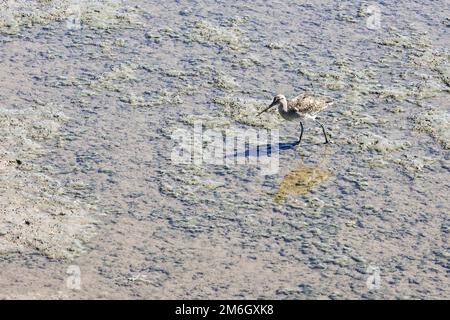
296, 121, 304, 145
314, 119, 329, 144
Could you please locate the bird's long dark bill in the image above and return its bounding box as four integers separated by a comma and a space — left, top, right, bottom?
257, 102, 276, 116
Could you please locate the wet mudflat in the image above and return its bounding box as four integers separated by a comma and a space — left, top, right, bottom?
0, 1, 448, 299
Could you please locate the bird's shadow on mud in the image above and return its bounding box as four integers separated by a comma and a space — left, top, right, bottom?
225, 140, 326, 158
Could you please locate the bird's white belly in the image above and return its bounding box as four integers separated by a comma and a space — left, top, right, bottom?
280, 111, 300, 121
279, 110, 318, 121
278, 106, 301, 121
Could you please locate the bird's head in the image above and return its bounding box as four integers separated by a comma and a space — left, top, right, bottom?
257, 94, 286, 116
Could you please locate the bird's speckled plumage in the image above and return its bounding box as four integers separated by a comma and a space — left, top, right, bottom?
287, 93, 330, 117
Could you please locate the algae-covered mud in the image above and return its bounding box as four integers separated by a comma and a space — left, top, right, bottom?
0, 0, 448, 299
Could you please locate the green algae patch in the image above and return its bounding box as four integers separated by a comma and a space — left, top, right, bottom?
409, 50, 448, 70
119, 93, 147, 106
377, 34, 430, 49
120, 89, 183, 107
188, 20, 249, 50
213, 96, 282, 129
224, 55, 261, 69
391, 155, 435, 174
266, 42, 285, 50
164, 69, 191, 79
0, 0, 145, 35
213, 73, 240, 90
90, 63, 139, 91
182, 114, 231, 129
413, 110, 450, 149
351, 132, 410, 153
377, 87, 409, 102
274, 166, 331, 203
149, 89, 183, 106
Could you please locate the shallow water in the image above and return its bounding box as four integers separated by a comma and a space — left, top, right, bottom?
0, 0, 449, 299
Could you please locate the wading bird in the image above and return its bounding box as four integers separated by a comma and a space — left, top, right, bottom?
257, 93, 332, 144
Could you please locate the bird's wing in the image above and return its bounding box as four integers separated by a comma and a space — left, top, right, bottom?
288, 93, 329, 114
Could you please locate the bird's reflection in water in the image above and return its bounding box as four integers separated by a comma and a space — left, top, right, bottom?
274, 145, 331, 203
224, 140, 331, 203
